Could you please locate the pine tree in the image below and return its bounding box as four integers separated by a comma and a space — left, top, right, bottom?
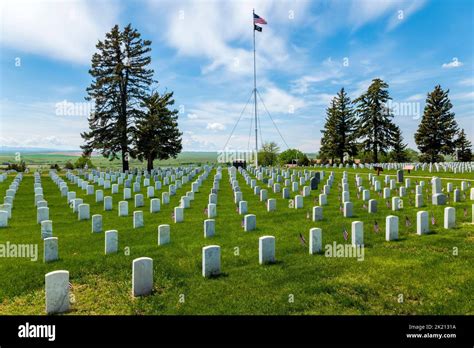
135, 91, 182, 171
414, 85, 458, 163
319, 98, 338, 163
353, 78, 397, 163
390, 125, 409, 162
334, 88, 357, 163
455, 129, 472, 161
81, 24, 154, 171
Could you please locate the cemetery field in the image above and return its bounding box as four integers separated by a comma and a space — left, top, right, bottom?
0, 167, 473, 315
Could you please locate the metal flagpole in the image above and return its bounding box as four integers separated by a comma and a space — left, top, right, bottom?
253, 9, 258, 168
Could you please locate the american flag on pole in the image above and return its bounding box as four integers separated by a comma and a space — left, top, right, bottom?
343, 227, 348, 241
405, 216, 411, 227
254, 13, 267, 25
254, 12, 267, 32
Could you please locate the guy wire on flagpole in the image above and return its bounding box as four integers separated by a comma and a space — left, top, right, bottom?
253, 8, 258, 167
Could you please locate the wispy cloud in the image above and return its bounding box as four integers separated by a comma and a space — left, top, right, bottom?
0, 0, 120, 64
442, 58, 464, 69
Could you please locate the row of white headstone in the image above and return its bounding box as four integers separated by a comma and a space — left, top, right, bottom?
0, 173, 23, 227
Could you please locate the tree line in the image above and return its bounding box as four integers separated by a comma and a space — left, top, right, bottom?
319, 79, 472, 163
81, 24, 182, 172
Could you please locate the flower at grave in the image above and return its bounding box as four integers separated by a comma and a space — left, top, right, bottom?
386, 200, 390, 208
405, 216, 411, 227
203, 207, 208, 215
241, 219, 245, 228
464, 207, 468, 218
363, 203, 367, 209
306, 211, 310, 219
299, 233, 307, 246
171, 212, 174, 219
343, 228, 348, 241
462, 193, 466, 200
357, 192, 360, 199
431, 213, 436, 225
339, 203, 343, 212
374, 220, 380, 233
235, 206, 239, 212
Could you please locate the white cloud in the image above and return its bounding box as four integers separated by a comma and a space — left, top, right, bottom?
442, 59, 464, 69
259, 86, 306, 114
459, 78, 474, 86
187, 113, 198, 119
405, 93, 424, 101
291, 58, 344, 94
147, 0, 310, 76
206, 122, 226, 131
0, 0, 120, 64
452, 91, 474, 101
311, 0, 427, 36
386, 0, 427, 31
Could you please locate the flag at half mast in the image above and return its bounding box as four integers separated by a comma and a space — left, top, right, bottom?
254, 12, 267, 31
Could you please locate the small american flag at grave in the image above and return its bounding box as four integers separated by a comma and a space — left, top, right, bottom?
405, 216, 411, 227
299, 233, 306, 246
374, 220, 380, 233
464, 208, 468, 218
343, 228, 348, 241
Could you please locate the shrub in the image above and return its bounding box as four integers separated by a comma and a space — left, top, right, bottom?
74, 154, 95, 169
64, 161, 74, 170
7, 161, 27, 172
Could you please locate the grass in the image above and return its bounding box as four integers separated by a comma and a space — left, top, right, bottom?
0, 166, 473, 315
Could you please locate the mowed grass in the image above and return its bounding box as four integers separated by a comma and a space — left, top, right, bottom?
0, 167, 473, 315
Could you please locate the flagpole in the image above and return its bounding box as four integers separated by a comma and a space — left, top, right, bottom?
253, 9, 258, 168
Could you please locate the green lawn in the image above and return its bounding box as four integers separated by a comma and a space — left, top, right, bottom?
0, 167, 473, 315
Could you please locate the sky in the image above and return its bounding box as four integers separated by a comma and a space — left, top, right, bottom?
0, 0, 473, 153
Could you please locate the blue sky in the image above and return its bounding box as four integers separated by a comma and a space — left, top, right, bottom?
0, 0, 473, 152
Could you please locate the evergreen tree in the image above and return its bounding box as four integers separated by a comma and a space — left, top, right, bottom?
414, 85, 458, 163
81, 24, 154, 171
389, 125, 409, 162
319, 98, 338, 163
334, 87, 357, 163
455, 129, 472, 161
135, 91, 182, 171
353, 78, 397, 163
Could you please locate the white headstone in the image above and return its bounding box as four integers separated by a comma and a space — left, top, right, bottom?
132, 257, 153, 297
416, 211, 429, 235
309, 228, 322, 254
202, 245, 221, 278
385, 215, 398, 241
351, 221, 364, 247
158, 224, 170, 245
45, 270, 69, 314
204, 219, 215, 238
259, 236, 275, 264
92, 214, 102, 233
444, 207, 455, 229
44, 237, 58, 262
